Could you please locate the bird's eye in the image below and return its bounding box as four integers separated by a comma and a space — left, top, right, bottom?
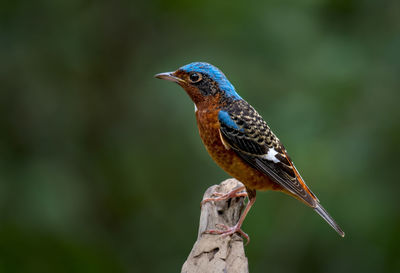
189, 72, 202, 83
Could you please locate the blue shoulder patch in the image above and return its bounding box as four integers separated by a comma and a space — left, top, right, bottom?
218, 110, 242, 130
179, 62, 242, 100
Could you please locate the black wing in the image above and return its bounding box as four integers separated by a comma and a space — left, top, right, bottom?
218, 102, 317, 207
218, 101, 345, 237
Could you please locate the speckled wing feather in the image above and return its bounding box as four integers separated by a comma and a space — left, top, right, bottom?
218, 100, 317, 207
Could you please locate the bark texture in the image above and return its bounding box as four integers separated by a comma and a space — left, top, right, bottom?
181, 178, 249, 273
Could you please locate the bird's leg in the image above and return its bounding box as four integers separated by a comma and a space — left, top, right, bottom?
204, 189, 256, 245
200, 185, 247, 206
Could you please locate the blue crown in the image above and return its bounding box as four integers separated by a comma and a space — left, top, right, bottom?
179, 62, 242, 100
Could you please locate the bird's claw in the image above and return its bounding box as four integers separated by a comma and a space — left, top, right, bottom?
200, 186, 247, 207
204, 223, 250, 245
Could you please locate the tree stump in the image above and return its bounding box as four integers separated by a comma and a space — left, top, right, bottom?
181, 178, 249, 273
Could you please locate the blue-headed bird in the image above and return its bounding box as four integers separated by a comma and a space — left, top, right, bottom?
155, 62, 344, 242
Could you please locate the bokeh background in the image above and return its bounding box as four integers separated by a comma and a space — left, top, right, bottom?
1, 0, 400, 272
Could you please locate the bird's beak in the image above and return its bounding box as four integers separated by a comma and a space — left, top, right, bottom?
154, 71, 185, 83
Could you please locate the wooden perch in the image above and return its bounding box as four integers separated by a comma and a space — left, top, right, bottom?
181, 178, 249, 273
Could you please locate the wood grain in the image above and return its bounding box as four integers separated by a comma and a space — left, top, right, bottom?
181, 178, 249, 273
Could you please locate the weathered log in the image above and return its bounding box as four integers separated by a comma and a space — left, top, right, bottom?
181, 178, 249, 273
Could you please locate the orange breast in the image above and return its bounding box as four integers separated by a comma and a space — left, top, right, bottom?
195, 108, 282, 192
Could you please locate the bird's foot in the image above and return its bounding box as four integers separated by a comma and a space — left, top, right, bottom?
204, 223, 250, 245
201, 186, 247, 206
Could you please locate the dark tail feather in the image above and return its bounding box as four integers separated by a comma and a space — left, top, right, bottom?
314, 203, 345, 237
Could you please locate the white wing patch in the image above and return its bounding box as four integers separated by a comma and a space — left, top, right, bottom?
194, 103, 198, 112
261, 148, 280, 163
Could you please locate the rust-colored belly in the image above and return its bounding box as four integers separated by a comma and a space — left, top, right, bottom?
196, 109, 281, 191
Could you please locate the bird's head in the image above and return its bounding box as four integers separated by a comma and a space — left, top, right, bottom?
155, 62, 241, 108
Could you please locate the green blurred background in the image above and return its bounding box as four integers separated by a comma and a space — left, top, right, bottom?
1, 0, 399, 272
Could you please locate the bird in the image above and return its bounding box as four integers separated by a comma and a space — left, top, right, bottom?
154, 62, 344, 241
